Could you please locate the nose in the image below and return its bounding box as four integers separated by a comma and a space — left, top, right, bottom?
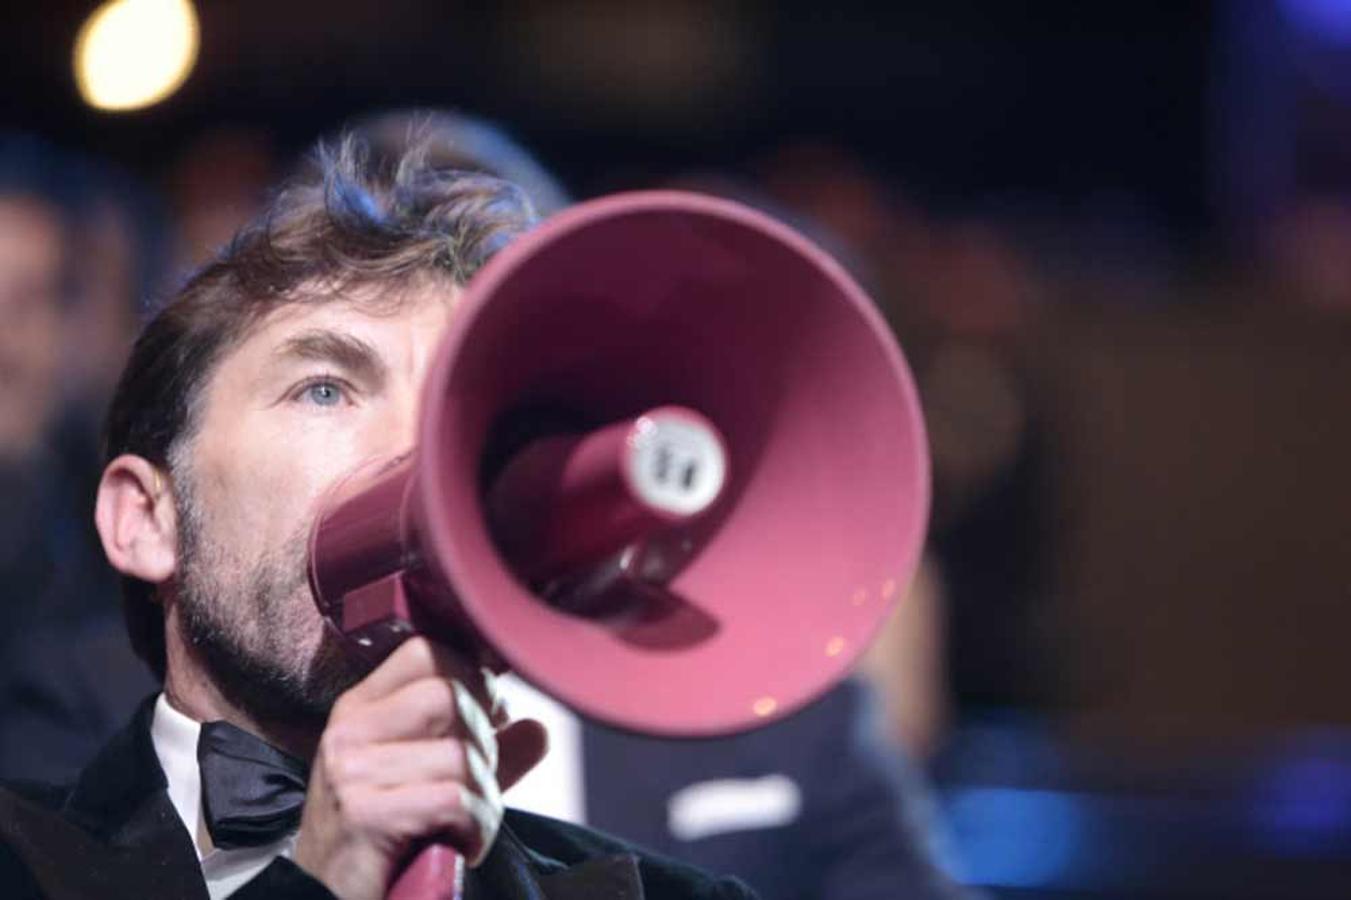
379, 390, 422, 461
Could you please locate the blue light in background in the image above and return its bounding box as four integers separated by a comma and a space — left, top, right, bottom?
1283, 0, 1351, 44
1248, 757, 1351, 855
942, 787, 1089, 888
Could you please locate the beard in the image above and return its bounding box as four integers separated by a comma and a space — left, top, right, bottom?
172, 462, 366, 730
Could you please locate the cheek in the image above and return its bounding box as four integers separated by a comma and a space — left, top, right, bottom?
197, 417, 370, 553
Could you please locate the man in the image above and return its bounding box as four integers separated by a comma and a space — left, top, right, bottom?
1, 113, 979, 898
0, 137, 755, 900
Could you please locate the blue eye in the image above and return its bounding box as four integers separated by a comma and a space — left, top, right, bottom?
302, 381, 344, 407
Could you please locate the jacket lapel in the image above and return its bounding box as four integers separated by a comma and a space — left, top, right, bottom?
534, 853, 645, 900
45, 695, 207, 900
468, 819, 646, 900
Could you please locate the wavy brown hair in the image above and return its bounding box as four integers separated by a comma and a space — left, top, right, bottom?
104, 134, 537, 679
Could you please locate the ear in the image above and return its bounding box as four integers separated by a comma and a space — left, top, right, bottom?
95, 454, 179, 585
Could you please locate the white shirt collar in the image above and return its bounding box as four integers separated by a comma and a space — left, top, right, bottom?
150, 693, 298, 899
151, 693, 210, 857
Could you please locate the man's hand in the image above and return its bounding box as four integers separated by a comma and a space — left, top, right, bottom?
292, 637, 548, 900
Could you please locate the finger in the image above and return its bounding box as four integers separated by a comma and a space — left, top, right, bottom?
495, 718, 548, 792
344, 637, 485, 705
330, 677, 499, 769
343, 781, 503, 867
322, 738, 498, 794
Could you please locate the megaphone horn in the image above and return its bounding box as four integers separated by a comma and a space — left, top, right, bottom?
309, 189, 930, 740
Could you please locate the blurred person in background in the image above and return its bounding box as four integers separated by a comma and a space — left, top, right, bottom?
760, 142, 1056, 720
1259, 194, 1351, 316
0, 135, 122, 634
909, 222, 1052, 718
62, 155, 173, 420
857, 556, 951, 760
167, 127, 277, 269
0, 137, 67, 469
0, 137, 172, 781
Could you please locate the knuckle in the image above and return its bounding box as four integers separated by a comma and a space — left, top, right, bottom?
329, 692, 357, 721
335, 786, 381, 836
413, 679, 457, 734
320, 724, 350, 755
401, 636, 436, 669
318, 727, 358, 774
330, 749, 366, 784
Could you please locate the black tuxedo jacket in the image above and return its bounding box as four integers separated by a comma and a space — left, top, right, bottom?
0, 699, 756, 900
2, 619, 974, 900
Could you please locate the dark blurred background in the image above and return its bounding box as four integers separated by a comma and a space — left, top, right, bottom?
9, 2, 1215, 218
4, 1, 1351, 897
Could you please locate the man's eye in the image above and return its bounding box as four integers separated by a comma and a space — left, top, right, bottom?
294, 379, 348, 407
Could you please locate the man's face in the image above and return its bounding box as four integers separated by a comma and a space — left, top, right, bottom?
170, 283, 458, 724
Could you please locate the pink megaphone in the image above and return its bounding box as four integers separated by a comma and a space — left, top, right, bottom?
306, 191, 930, 899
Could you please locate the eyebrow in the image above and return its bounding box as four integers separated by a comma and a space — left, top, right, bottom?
271, 329, 388, 388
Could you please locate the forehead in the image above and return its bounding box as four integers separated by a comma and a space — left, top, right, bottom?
229, 281, 461, 360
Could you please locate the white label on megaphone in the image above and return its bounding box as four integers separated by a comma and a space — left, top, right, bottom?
627, 410, 727, 519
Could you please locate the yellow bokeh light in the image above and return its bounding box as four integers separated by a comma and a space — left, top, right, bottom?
74, 0, 200, 112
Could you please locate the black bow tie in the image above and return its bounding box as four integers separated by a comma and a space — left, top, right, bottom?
197, 720, 310, 850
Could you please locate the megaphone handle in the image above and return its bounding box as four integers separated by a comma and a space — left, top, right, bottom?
387, 842, 464, 900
